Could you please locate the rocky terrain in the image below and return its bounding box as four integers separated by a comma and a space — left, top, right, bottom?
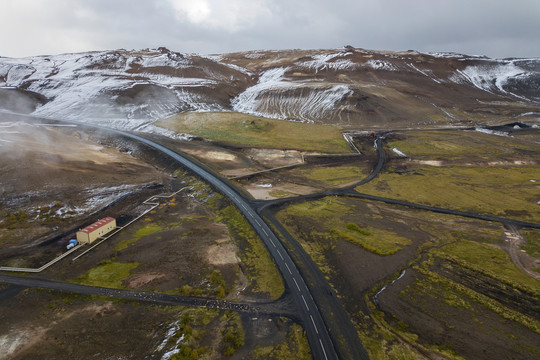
0, 47, 539, 360
1, 47, 539, 132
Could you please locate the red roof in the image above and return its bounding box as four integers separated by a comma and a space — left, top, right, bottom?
78, 217, 115, 234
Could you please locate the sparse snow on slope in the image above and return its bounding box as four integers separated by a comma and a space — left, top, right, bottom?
0, 50, 242, 130
231, 67, 352, 122
297, 52, 357, 72
452, 61, 535, 100
474, 127, 508, 136
364, 59, 397, 71
407, 63, 442, 84
427, 52, 463, 58
243, 52, 265, 59
1, 48, 539, 132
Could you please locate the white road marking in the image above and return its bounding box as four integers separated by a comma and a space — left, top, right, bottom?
262, 228, 268, 236
302, 295, 310, 311
319, 339, 329, 360
293, 278, 301, 291
285, 263, 292, 274
269, 239, 276, 247
310, 314, 318, 333
277, 250, 284, 260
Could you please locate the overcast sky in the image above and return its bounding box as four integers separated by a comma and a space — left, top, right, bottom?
2, 0, 539, 59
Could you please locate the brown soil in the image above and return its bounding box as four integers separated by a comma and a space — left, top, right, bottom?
220, 49, 540, 128
278, 195, 540, 358
207, 238, 241, 266
377, 268, 540, 360
0, 287, 290, 359
0, 123, 302, 359
124, 272, 166, 288
0, 121, 165, 253
0, 287, 301, 360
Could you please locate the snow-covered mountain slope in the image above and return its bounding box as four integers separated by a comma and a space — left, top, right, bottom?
223, 48, 540, 126
0, 48, 252, 130
1, 47, 539, 130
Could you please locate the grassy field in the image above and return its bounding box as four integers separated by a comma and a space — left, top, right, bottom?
433, 240, 540, 294
156, 111, 351, 153
386, 130, 536, 157
252, 323, 311, 360
115, 223, 163, 251
403, 267, 540, 336
74, 260, 139, 288
357, 165, 539, 221
278, 197, 412, 255
218, 205, 284, 299
291, 165, 369, 186
521, 230, 540, 270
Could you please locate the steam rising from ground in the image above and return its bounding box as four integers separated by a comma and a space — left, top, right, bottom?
0, 120, 162, 218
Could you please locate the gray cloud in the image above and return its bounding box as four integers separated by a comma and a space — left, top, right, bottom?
1, 0, 539, 58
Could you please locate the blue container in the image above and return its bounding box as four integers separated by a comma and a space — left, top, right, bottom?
67, 239, 78, 250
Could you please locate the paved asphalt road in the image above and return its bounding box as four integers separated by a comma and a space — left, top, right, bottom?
2, 114, 369, 359
107, 129, 341, 360
9, 115, 344, 360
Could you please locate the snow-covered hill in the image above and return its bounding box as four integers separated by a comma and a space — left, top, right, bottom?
223, 49, 540, 126
0, 48, 252, 130
1, 47, 539, 130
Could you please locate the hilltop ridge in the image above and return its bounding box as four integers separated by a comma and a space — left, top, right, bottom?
1, 47, 539, 130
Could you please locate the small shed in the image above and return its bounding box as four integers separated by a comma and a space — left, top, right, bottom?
76, 217, 116, 244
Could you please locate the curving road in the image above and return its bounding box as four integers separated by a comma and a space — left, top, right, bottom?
108, 129, 341, 360
14, 116, 344, 360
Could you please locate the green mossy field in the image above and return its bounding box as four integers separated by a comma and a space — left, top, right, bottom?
157, 111, 351, 153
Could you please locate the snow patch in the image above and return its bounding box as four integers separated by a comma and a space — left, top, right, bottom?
453, 61, 532, 100
364, 59, 397, 71
232, 67, 352, 122
297, 52, 357, 72
474, 127, 508, 136
392, 148, 407, 157
0, 331, 29, 358
0, 50, 236, 130
408, 63, 442, 84
427, 52, 463, 58
155, 320, 186, 360
516, 112, 540, 118
243, 52, 265, 59
373, 270, 406, 305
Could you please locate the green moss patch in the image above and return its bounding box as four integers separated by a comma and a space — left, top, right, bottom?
521, 230, 540, 261
292, 165, 368, 185
217, 205, 284, 299
279, 197, 412, 255
74, 260, 139, 288
357, 166, 539, 222
332, 223, 411, 256
433, 240, 540, 294
115, 223, 163, 251
252, 323, 311, 360
387, 130, 535, 157
156, 111, 351, 153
